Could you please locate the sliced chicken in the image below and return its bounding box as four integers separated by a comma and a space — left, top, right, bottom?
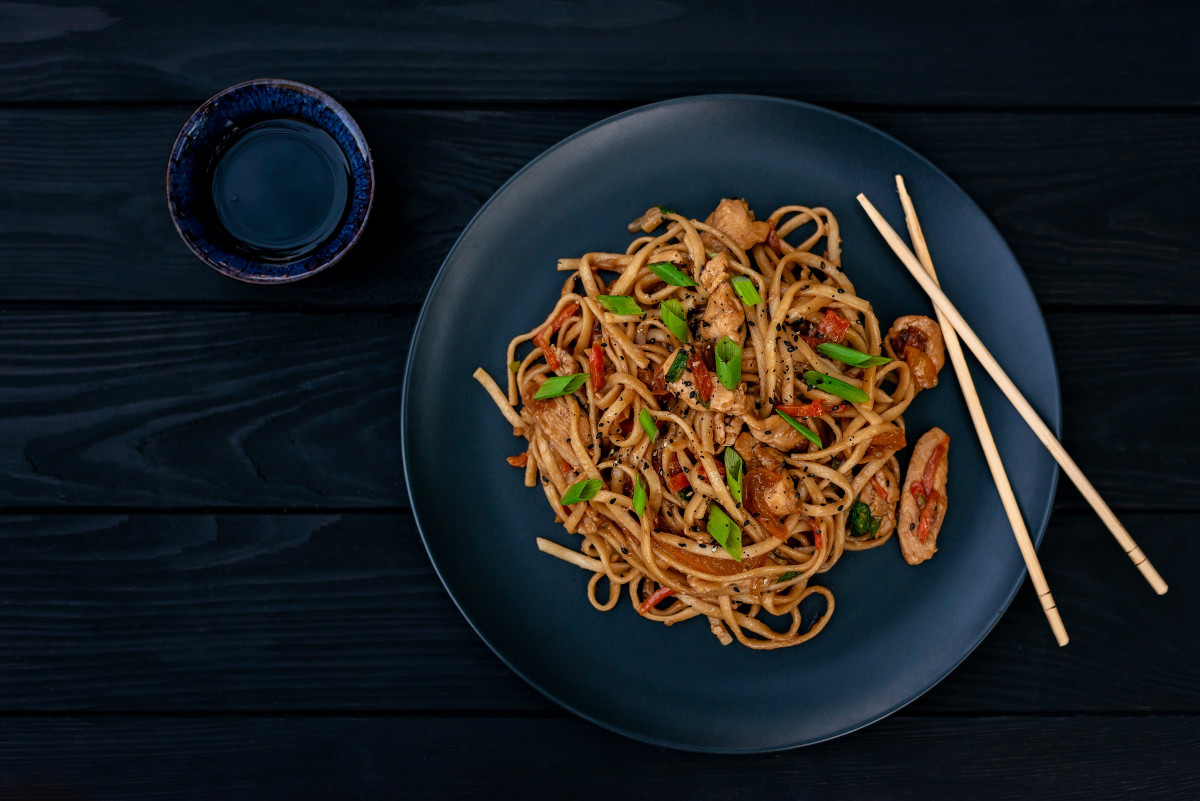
856, 469, 900, 540
702, 198, 771, 251
733, 432, 785, 472
520, 378, 592, 468
885, 315, 945, 390
897, 427, 950, 564
698, 252, 732, 293
743, 412, 811, 452
663, 345, 751, 415
698, 281, 745, 347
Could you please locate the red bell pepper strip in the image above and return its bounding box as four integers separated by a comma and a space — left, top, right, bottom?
506, 453, 528, 468
589, 342, 605, 391
816, 309, 850, 343
687, 353, 714, 403
775, 400, 826, 418
638, 586, 676, 614
766, 219, 783, 256
666, 471, 690, 493
533, 301, 580, 372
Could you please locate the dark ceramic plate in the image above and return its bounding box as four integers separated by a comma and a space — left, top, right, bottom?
402, 96, 1060, 752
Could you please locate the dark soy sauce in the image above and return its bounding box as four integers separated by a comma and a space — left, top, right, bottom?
209, 119, 351, 260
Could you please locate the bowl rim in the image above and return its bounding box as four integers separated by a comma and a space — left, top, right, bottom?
164, 77, 375, 284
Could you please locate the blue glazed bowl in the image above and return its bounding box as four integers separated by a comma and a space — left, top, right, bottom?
166, 79, 374, 283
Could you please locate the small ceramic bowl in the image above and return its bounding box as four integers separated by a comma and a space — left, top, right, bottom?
166, 79, 374, 283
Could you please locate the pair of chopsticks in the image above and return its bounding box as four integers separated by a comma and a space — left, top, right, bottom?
859, 178, 1168, 647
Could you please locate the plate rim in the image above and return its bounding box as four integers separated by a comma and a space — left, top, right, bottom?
400, 93, 1062, 752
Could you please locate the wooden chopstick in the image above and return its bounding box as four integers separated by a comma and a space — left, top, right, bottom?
894, 176, 1068, 646
857, 191, 1169, 597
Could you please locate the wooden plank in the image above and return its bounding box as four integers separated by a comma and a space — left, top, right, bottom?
0, 309, 1191, 511
0, 714, 1196, 799
0, 310, 411, 509
0, 513, 1191, 713
2, 108, 1199, 307
1, 1, 1198, 106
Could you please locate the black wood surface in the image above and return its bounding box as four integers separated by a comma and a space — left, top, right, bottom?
0, 1, 1197, 797
2, 108, 1199, 308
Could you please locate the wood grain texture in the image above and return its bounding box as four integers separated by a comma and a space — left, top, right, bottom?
0, 714, 1196, 800
0, 512, 1191, 713
0, 309, 1192, 511
0, 1, 1198, 106
0, 310, 409, 509
2, 108, 1200, 307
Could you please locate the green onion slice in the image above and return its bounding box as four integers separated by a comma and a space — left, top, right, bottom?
638, 408, 658, 441
776, 570, 800, 584
867, 515, 883, 538
647, 261, 697, 287
724, 447, 744, 505
730, 276, 762, 306
509, 360, 521, 373
714, 336, 741, 391
632, 475, 647, 517
665, 349, 689, 383
598, 295, 643, 316
561, 478, 603, 505
660, 298, 689, 343
533, 373, 589, 400
849, 501, 872, 536
803, 370, 870, 404
656, 205, 675, 216
706, 505, 743, 562
815, 342, 892, 367
776, 410, 822, 448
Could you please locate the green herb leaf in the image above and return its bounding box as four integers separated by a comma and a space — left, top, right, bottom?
647, 261, 697, 287
632, 475, 647, 517
776, 570, 800, 584
849, 501, 872, 536
509, 360, 521, 373
706, 505, 743, 562
656, 204, 675, 216
660, 298, 689, 343
803, 370, 870, 404
714, 336, 742, 391
776, 410, 822, 448
598, 295, 643, 316
533, 373, 589, 400
561, 478, 603, 505
724, 447, 744, 505
665, 349, 689, 383
638, 408, 658, 441
867, 515, 883, 538
815, 342, 892, 367
730, 276, 762, 306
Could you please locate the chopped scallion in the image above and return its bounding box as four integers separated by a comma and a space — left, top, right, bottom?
665, 349, 689, 383
660, 298, 689, 343
776, 410, 822, 448
724, 447, 744, 505
706, 505, 742, 562
714, 336, 742, 391
598, 295, 643, 316
849, 501, 871, 535
656, 204, 675, 216
509, 360, 521, 373
632, 475, 647, 517
730, 276, 762, 306
647, 261, 697, 287
638, 408, 658, 441
533, 373, 589, 400
776, 570, 800, 584
803, 370, 870, 404
561, 478, 603, 505
816, 342, 892, 367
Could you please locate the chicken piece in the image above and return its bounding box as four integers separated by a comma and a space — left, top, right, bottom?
627, 205, 666, 233
520, 378, 592, 468
550, 346, 579, 377
703, 198, 771, 251
856, 469, 900, 540
885, 315, 945, 390
713, 413, 744, 448
649, 247, 690, 267
698, 252, 731, 294
898, 427, 950, 565
733, 432, 785, 471
663, 345, 751, 415
698, 281, 745, 347
743, 412, 810, 452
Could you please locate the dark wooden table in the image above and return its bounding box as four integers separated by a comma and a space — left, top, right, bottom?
1, 2, 1197, 798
